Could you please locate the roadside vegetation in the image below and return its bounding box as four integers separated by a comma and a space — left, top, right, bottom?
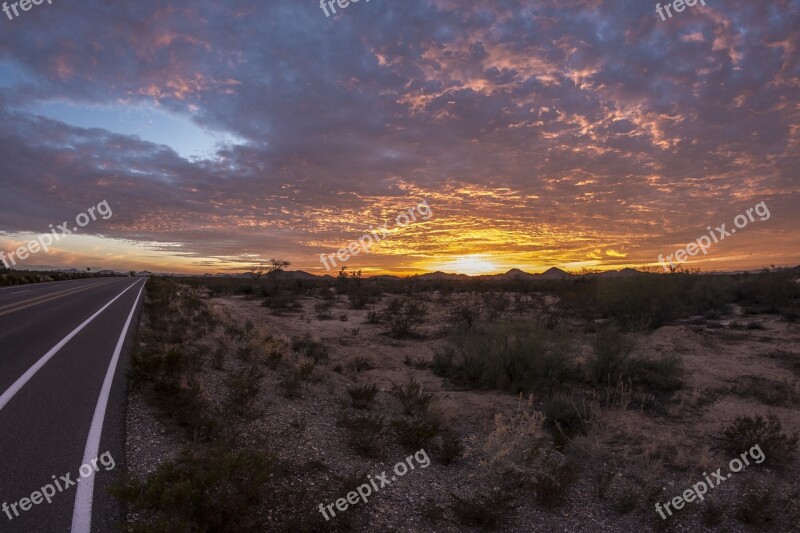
0, 267, 110, 286
119, 266, 800, 531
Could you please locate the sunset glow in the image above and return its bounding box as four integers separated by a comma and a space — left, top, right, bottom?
427, 255, 504, 276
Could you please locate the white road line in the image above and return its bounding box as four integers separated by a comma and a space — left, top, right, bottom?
7, 289, 31, 294
0, 279, 142, 412
71, 279, 146, 533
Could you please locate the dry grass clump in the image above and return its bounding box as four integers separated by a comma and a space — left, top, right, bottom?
474, 395, 580, 508
347, 384, 379, 409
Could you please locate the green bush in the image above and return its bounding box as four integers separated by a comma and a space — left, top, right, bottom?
722, 413, 799, 465
382, 298, 428, 337
542, 394, 592, 447
434, 321, 578, 393
114, 446, 274, 532
393, 418, 440, 449
290, 333, 328, 363
589, 328, 635, 385
393, 378, 433, 415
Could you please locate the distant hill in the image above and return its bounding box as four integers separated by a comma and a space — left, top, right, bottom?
414, 271, 471, 281
498, 268, 538, 280
539, 267, 572, 279
595, 268, 642, 278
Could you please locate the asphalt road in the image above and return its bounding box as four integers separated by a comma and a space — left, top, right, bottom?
0, 277, 146, 532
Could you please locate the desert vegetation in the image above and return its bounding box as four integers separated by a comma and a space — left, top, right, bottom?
120, 267, 800, 531
0, 267, 109, 286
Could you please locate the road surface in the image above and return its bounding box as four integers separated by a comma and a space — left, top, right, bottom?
0, 277, 146, 532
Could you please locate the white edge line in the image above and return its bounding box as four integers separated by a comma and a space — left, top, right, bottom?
0, 279, 143, 412
71, 279, 146, 533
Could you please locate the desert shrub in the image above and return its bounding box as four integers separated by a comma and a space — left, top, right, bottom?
765, 350, 800, 376
262, 291, 301, 312
436, 430, 465, 465
531, 459, 579, 508
436, 321, 578, 393
626, 355, 683, 393
365, 308, 381, 324
338, 414, 385, 457
541, 394, 592, 447
243, 332, 289, 369
347, 384, 379, 409
448, 301, 479, 332
265, 348, 284, 369
393, 378, 433, 415
393, 417, 440, 450
131, 347, 217, 438
432, 346, 457, 376
114, 446, 274, 532
735, 271, 800, 313
589, 328, 635, 384
279, 372, 303, 398
451, 489, 514, 528
223, 365, 263, 419
290, 333, 329, 363
343, 355, 374, 373
722, 413, 799, 465
382, 298, 428, 337
313, 301, 333, 319
298, 361, 315, 380
482, 292, 509, 321
593, 469, 615, 500
730, 375, 795, 406
481, 396, 548, 486
593, 276, 682, 330
735, 486, 774, 527
481, 396, 578, 507
279, 362, 313, 399
554, 273, 770, 331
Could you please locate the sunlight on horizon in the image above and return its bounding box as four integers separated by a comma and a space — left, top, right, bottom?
426, 254, 504, 276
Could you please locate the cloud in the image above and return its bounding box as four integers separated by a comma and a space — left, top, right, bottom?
0, 0, 797, 272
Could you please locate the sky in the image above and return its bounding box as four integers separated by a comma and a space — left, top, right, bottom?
0, 0, 798, 276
